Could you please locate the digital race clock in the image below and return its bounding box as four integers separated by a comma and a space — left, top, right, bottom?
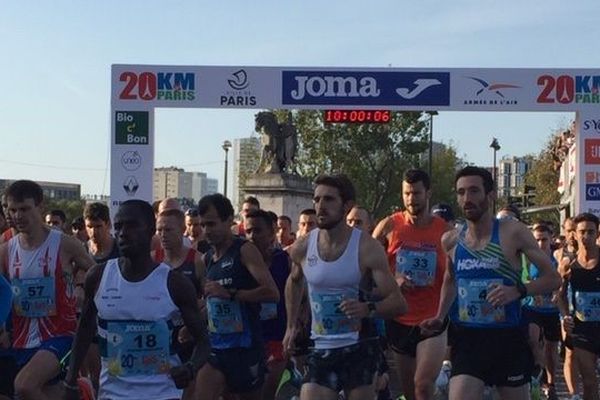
324, 110, 391, 124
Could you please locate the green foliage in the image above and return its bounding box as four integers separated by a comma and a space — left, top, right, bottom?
429, 141, 467, 211
523, 132, 562, 226
44, 198, 86, 227
271, 110, 463, 219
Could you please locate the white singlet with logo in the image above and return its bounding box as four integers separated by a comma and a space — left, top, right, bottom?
94, 259, 182, 400
304, 228, 362, 349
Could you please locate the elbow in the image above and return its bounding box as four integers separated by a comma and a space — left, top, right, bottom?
268, 287, 280, 303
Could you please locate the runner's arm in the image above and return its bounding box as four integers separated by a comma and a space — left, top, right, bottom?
285, 236, 308, 330
363, 235, 407, 318
434, 230, 459, 320
194, 252, 206, 298
556, 258, 572, 317
64, 263, 104, 388
372, 215, 393, 249
238, 241, 279, 302
168, 270, 210, 374
63, 235, 95, 275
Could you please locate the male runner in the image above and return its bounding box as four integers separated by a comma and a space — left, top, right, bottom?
346, 206, 373, 233
276, 215, 295, 247
234, 196, 261, 237
522, 223, 560, 400
554, 217, 581, 399
245, 209, 291, 400
373, 169, 450, 400
284, 174, 407, 400
296, 208, 317, 238
421, 166, 561, 400
64, 200, 210, 400
0, 180, 95, 400
0, 195, 17, 244
45, 209, 67, 232
185, 208, 211, 254
559, 212, 600, 400
195, 193, 279, 400
84, 202, 119, 264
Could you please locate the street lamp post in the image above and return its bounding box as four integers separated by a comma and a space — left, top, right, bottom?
489, 137, 501, 213
426, 111, 438, 178
222, 140, 232, 197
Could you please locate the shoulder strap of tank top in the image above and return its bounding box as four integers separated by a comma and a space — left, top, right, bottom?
490, 218, 501, 244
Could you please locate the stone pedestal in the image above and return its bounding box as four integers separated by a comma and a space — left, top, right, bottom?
243, 173, 313, 223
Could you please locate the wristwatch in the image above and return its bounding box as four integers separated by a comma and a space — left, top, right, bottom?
367, 302, 377, 318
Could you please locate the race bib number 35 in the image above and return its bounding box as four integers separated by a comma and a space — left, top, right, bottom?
396, 248, 437, 286
105, 320, 171, 377
12, 276, 57, 318
207, 298, 244, 334
575, 291, 600, 322
457, 278, 505, 324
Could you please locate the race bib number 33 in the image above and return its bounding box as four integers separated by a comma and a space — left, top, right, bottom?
396, 248, 437, 286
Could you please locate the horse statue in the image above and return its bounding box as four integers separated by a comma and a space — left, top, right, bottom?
254, 111, 297, 173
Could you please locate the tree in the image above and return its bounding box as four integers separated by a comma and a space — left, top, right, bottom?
429, 141, 467, 210
523, 130, 563, 226
271, 110, 431, 219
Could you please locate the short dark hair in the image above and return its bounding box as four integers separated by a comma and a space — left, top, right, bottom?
403, 169, 430, 190
5, 180, 44, 206
454, 166, 494, 194
243, 196, 260, 208
499, 204, 521, 221
84, 202, 110, 223
71, 217, 85, 230
246, 209, 275, 231
278, 215, 292, 225
573, 212, 600, 230
313, 174, 356, 203
198, 193, 234, 221
532, 223, 552, 235
300, 208, 316, 216
48, 209, 66, 223
120, 199, 156, 233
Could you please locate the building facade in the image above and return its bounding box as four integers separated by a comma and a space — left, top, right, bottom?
0, 179, 80, 201
497, 156, 534, 198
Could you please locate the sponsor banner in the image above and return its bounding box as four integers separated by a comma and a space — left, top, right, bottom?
110, 108, 154, 215
577, 110, 600, 216
281, 71, 450, 106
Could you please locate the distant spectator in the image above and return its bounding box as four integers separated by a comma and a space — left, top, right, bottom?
71, 216, 88, 243
234, 196, 260, 237
297, 208, 317, 238
45, 209, 67, 231
277, 215, 295, 247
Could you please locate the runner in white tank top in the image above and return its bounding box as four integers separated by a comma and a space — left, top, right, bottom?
64, 200, 210, 400
283, 174, 407, 400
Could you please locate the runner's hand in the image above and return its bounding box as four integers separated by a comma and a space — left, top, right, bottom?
486, 284, 519, 306
204, 281, 230, 299
395, 273, 414, 290
178, 326, 193, 344
282, 326, 298, 357
419, 317, 444, 335
562, 315, 574, 334
170, 362, 194, 389
339, 299, 368, 319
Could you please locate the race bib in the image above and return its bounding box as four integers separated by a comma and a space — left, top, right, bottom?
12, 276, 56, 317
259, 302, 278, 320
310, 292, 359, 335
104, 320, 171, 377
396, 248, 437, 286
457, 278, 505, 324
575, 291, 600, 322
531, 294, 556, 309
207, 297, 244, 334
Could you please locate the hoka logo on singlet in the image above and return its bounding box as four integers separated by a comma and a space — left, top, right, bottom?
125, 324, 152, 333
456, 258, 499, 271
307, 255, 318, 267
221, 258, 234, 270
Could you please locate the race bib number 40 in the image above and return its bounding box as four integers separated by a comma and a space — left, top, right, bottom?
12, 276, 57, 318
310, 292, 359, 335
104, 320, 171, 377
207, 297, 244, 334
457, 278, 505, 324
396, 248, 437, 286
575, 291, 600, 322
